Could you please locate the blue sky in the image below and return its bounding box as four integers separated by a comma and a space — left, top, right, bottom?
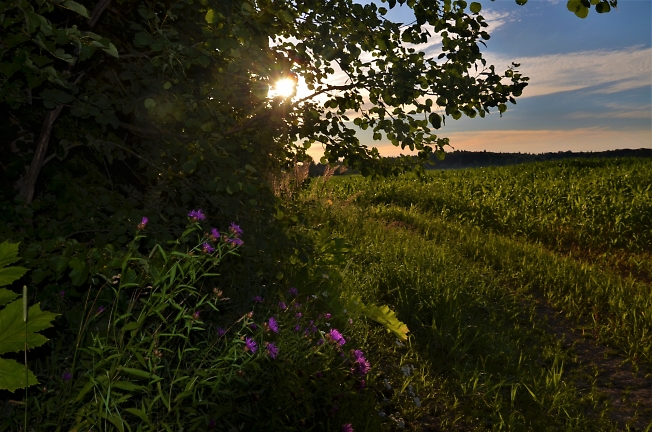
305, 0, 651, 157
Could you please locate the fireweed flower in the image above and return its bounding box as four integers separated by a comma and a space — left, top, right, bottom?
229, 222, 243, 237
266, 342, 279, 359
268, 317, 279, 333
341, 423, 354, 432
329, 329, 346, 346
188, 209, 206, 221
210, 227, 220, 241
137, 216, 148, 230
202, 243, 215, 254
62, 372, 72, 381
288, 287, 298, 296
244, 337, 257, 353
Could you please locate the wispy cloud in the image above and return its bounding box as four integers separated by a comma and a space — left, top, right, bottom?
484, 46, 652, 98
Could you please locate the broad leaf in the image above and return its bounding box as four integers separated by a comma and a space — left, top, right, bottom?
0, 241, 20, 268
0, 300, 59, 355
62, 1, 90, 18
0, 358, 38, 392
0, 266, 28, 287
0, 288, 19, 307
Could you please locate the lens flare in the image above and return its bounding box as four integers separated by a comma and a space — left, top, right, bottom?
273, 77, 297, 98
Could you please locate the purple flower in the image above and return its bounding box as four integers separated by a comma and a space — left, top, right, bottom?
352, 350, 371, 375
249, 323, 258, 330
253, 295, 263, 303
138, 216, 148, 230
294, 325, 301, 332
288, 287, 298, 296
59, 290, 65, 298
295, 312, 302, 319
244, 337, 257, 354
355, 379, 366, 390
316, 338, 324, 346
278, 301, 287, 311
188, 209, 206, 221
227, 237, 244, 247
216, 327, 226, 337
341, 423, 354, 432
324, 313, 331, 319
266, 342, 279, 359
229, 222, 243, 237
268, 317, 279, 333
62, 371, 72, 381
311, 325, 318, 333
329, 329, 346, 346
293, 303, 302, 309
97, 305, 105, 314
192, 311, 201, 320
210, 227, 220, 241
202, 242, 215, 254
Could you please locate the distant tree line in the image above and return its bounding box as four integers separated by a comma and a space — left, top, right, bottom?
309, 148, 652, 176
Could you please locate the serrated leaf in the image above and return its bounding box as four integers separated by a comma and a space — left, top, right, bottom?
345, 296, 409, 340
0, 358, 38, 392
0, 300, 59, 355
0, 289, 19, 307
0, 241, 21, 268
62, 1, 90, 18
0, 267, 28, 287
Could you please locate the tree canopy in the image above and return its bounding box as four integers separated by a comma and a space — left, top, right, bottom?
0, 0, 619, 246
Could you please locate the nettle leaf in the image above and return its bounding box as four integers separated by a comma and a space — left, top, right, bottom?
0, 358, 38, 392
62, 1, 90, 18
0, 300, 59, 355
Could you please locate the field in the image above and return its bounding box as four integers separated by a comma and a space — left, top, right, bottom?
301, 157, 652, 430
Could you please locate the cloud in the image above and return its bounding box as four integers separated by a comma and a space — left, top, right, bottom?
483, 46, 652, 98
306, 127, 651, 160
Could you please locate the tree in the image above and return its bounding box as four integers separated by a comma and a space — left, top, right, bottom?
0, 0, 618, 224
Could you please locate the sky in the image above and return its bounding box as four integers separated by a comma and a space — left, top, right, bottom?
301, 0, 651, 158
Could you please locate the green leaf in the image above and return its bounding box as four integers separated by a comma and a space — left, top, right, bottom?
112, 381, 145, 391
0, 267, 28, 287
144, 98, 156, 109
0, 289, 19, 307
163, 82, 172, 90
0, 300, 59, 355
62, 1, 90, 18
102, 43, 119, 58
205, 9, 215, 23
69, 267, 88, 286
469, 2, 482, 13
0, 358, 38, 392
515, 0, 528, 5
134, 32, 153, 46
119, 367, 159, 380
596, 1, 610, 12
125, 408, 151, 425
345, 296, 409, 340
0, 241, 21, 268
122, 321, 141, 331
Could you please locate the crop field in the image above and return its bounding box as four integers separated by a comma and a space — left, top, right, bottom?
301, 157, 652, 430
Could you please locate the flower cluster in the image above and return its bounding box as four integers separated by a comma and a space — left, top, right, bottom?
328, 328, 346, 346
188, 209, 206, 221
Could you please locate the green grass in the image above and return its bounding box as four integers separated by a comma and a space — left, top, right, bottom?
296, 157, 652, 430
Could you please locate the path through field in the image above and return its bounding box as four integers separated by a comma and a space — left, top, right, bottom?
304, 158, 652, 431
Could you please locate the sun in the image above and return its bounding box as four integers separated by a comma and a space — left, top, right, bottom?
273, 77, 297, 98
